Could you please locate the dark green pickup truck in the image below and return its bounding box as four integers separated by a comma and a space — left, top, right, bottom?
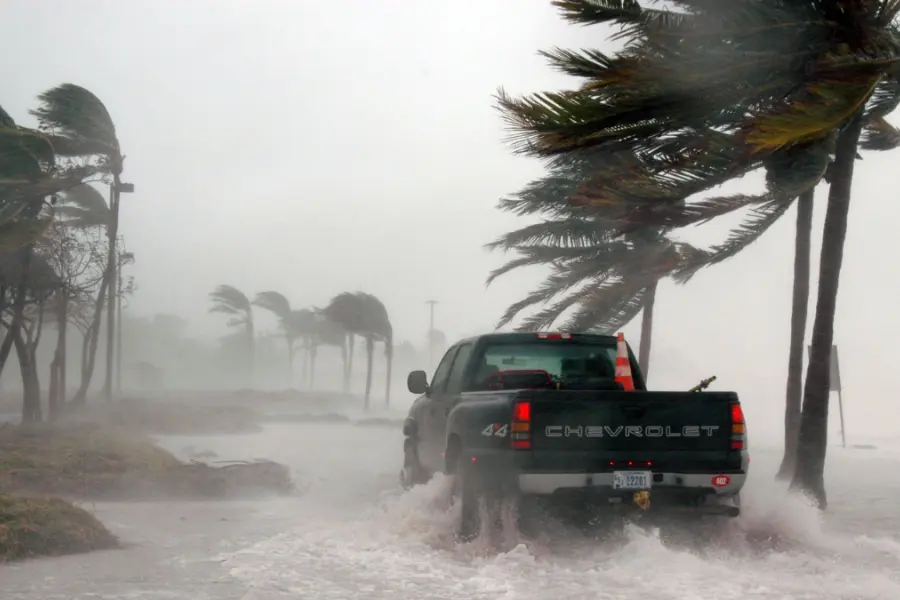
400, 332, 748, 540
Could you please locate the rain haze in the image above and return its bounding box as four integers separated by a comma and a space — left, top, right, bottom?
1, 1, 900, 599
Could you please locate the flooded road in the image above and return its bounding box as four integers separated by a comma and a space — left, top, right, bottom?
4, 421, 900, 600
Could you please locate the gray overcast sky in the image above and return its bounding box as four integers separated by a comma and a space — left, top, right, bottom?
2, 0, 899, 435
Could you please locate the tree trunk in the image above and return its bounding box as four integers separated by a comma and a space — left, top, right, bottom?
246, 319, 255, 389
385, 341, 393, 408
309, 343, 318, 390
287, 337, 294, 387
0, 247, 33, 378
790, 115, 863, 509
364, 336, 374, 411
49, 354, 61, 421
340, 337, 348, 392
776, 189, 814, 480
345, 334, 355, 393
58, 292, 67, 410
14, 330, 41, 423
71, 276, 110, 406
638, 281, 657, 381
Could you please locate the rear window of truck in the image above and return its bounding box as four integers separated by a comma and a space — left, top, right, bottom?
468, 341, 618, 391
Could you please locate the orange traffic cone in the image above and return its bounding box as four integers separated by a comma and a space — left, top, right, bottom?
615, 332, 635, 391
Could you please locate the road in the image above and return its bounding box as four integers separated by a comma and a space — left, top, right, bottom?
3, 421, 900, 600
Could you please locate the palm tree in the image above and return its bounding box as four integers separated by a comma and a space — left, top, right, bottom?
252, 291, 300, 385
209, 285, 255, 387
495, 0, 900, 508
304, 311, 347, 391
324, 292, 393, 409
488, 152, 708, 378
31, 83, 125, 404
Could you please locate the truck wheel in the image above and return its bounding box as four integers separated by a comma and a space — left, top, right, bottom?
453, 454, 504, 542
399, 438, 430, 490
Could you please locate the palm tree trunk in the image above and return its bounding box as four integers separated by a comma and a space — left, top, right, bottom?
790, 115, 864, 509
638, 281, 657, 381
345, 334, 355, 393
309, 343, 318, 390
247, 319, 255, 389
340, 337, 348, 391
384, 341, 393, 408
287, 337, 294, 387
776, 189, 814, 480
71, 276, 110, 406
364, 336, 374, 410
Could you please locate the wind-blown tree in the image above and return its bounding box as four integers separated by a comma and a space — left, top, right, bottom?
209, 285, 255, 387
53, 183, 110, 405
253, 291, 301, 385
32, 83, 125, 403
303, 310, 347, 390
324, 291, 393, 409
488, 152, 707, 378
495, 0, 900, 508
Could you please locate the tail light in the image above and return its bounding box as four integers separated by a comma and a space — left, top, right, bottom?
730, 402, 746, 450
511, 400, 531, 449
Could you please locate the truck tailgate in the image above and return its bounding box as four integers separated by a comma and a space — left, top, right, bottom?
529, 390, 736, 454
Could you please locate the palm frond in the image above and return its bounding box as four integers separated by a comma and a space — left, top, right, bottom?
209, 284, 252, 318
31, 83, 120, 164
252, 291, 292, 321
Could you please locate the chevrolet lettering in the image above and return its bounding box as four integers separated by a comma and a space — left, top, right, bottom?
544, 425, 721, 438
399, 331, 749, 543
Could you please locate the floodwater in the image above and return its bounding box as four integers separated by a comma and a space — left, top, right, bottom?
3, 420, 900, 600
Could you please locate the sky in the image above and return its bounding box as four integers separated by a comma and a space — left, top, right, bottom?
3, 0, 900, 438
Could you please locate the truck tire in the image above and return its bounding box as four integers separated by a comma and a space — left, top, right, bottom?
454, 454, 505, 542
399, 437, 430, 490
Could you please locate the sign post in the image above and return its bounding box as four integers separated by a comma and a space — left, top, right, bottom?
808, 344, 846, 447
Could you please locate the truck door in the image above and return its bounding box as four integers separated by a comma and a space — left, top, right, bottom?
418, 346, 458, 472
433, 342, 475, 460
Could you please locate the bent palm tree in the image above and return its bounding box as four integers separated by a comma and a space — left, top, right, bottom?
253, 291, 299, 385
324, 291, 393, 409
32, 83, 124, 403
496, 0, 900, 507
209, 285, 255, 387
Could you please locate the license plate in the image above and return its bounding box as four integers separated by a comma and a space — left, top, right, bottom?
613, 470, 652, 490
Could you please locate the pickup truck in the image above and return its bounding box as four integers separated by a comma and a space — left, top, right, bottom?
400, 332, 748, 540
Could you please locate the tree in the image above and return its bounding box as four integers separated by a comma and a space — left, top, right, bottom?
487, 153, 705, 378
324, 292, 393, 409
52, 183, 110, 406
209, 285, 255, 386
253, 291, 300, 385
494, 0, 900, 507
32, 83, 125, 404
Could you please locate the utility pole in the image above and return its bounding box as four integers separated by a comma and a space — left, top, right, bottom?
426, 300, 438, 372
104, 177, 134, 402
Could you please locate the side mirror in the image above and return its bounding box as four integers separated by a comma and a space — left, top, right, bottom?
407, 370, 429, 395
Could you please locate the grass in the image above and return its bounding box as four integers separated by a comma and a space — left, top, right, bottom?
0, 422, 294, 499
0, 494, 117, 562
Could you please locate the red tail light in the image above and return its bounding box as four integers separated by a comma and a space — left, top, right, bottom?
730, 402, 746, 451
511, 401, 531, 450
731, 403, 745, 424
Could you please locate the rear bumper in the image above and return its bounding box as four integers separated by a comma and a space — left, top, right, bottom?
518, 471, 746, 496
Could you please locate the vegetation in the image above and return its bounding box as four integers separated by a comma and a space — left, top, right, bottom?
494, 0, 900, 507
0, 494, 117, 562
0, 422, 293, 499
